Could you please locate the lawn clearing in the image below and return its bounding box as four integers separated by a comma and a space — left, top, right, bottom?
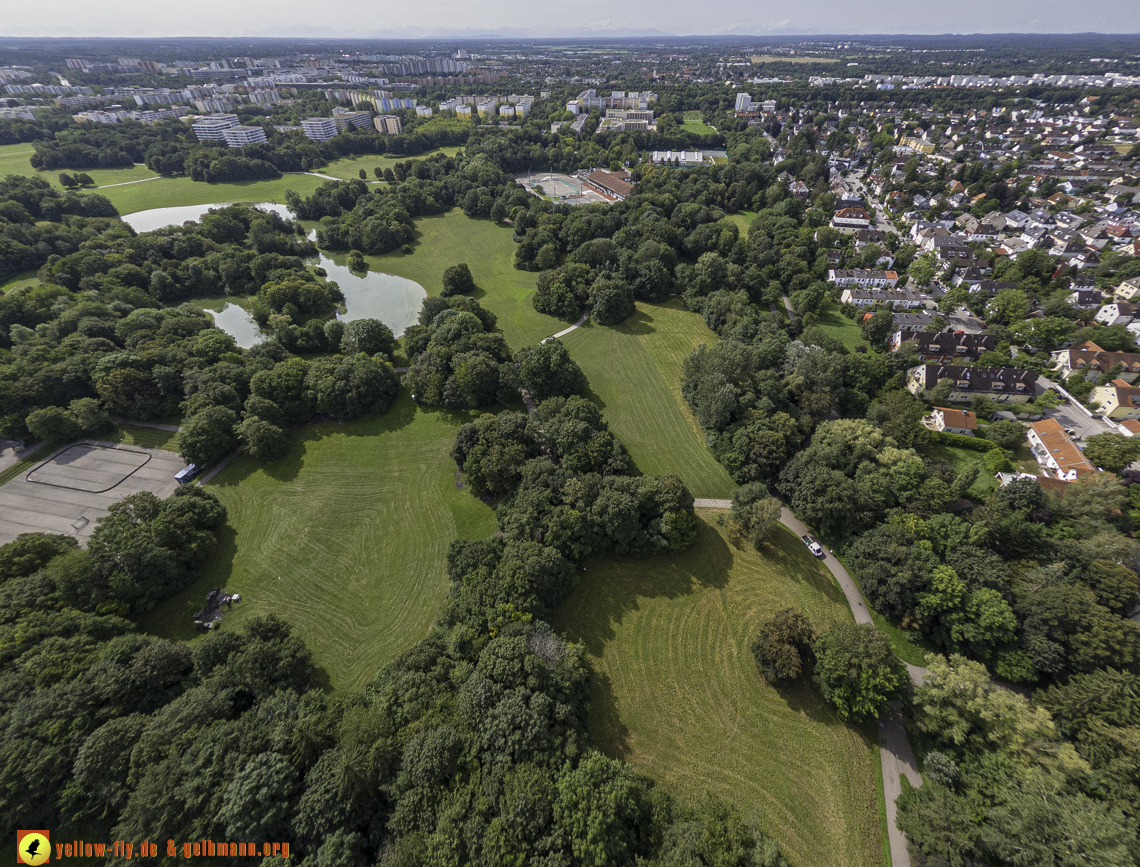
105, 423, 180, 452
0, 144, 159, 188
320, 147, 462, 181
555, 516, 882, 867
365, 208, 563, 351
816, 309, 868, 352
1, 270, 39, 294
680, 111, 717, 135
921, 442, 996, 499
137, 392, 498, 692
560, 300, 736, 499
99, 173, 327, 215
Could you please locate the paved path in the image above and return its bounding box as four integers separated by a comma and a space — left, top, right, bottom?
542, 308, 591, 343
112, 418, 181, 432
284, 171, 339, 181
780, 295, 797, 320
96, 175, 162, 189
693, 498, 921, 866
197, 447, 242, 486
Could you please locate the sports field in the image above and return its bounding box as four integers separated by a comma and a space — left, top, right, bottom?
560, 300, 736, 499
365, 209, 564, 351
555, 516, 882, 867
138, 392, 497, 692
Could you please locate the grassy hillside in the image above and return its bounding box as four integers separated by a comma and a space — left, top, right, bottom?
366, 209, 563, 351
560, 300, 736, 499
555, 515, 882, 867
138, 392, 497, 692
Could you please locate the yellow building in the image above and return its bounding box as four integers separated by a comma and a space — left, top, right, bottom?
1090, 378, 1140, 420
899, 136, 935, 154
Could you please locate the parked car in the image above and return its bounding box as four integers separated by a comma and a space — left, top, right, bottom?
800, 534, 825, 558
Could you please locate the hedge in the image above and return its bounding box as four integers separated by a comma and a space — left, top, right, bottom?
929, 430, 998, 452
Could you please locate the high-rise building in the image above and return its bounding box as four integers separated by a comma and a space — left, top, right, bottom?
331, 108, 373, 130
301, 117, 339, 141
222, 125, 268, 148
735, 92, 752, 113
191, 113, 240, 141
374, 115, 403, 135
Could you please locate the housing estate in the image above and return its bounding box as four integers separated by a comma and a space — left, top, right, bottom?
829, 269, 900, 288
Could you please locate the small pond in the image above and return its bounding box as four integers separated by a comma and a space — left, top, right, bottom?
307, 232, 425, 337
121, 202, 292, 234
208, 303, 263, 349
122, 205, 427, 341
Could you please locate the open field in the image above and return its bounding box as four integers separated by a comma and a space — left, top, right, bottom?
560, 300, 736, 499
319, 147, 463, 181
555, 516, 882, 867
727, 210, 758, 234
138, 392, 498, 692
0, 440, 185, 545
105, 423, 181, 452
98, 173, 327, 215
363, 208, 563, 351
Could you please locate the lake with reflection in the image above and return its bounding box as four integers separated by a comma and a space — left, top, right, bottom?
122, 204, 426, 342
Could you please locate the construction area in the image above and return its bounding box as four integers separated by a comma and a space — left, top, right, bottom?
516, 171, 612, 205
0, 441, 188, 545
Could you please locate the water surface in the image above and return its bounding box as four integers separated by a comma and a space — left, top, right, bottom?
122, 202, 292, 233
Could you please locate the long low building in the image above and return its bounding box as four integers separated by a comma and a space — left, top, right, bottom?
841, 288, 919, 308
584, 169, 633, 201
829, 269, 900, 288
906, 364, 1037, 399
890, 329, 998, 361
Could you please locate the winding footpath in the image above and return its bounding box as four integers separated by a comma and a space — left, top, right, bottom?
693, 498, 922, 867
542, 307, 591, 343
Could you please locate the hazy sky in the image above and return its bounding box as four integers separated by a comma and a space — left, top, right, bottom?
5, 0, 1140, 38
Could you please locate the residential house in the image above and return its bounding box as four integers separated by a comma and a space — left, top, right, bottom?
1116, 277, 1140, 301
1027, 418, 1096, 480
890, 330, 998, 361
1067, 289, 1105, 309
1089, 378, 1140, 420
1094, 302, 1138, 327
906, 364, 1037, 399
928, 407, 979, 436
891, 312, 939, 330
1051, 341, 1140, 382
831, 207, 873, 232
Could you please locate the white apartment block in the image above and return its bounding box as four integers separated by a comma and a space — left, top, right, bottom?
222, 125, 268, 148
191, 113, 239, 141
301, 117, 339, 142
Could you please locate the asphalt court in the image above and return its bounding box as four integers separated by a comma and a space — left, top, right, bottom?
27, 444, 151, 492
0, 441, 187, 546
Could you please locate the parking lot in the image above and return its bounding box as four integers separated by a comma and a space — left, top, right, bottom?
0, 441, 187, 545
